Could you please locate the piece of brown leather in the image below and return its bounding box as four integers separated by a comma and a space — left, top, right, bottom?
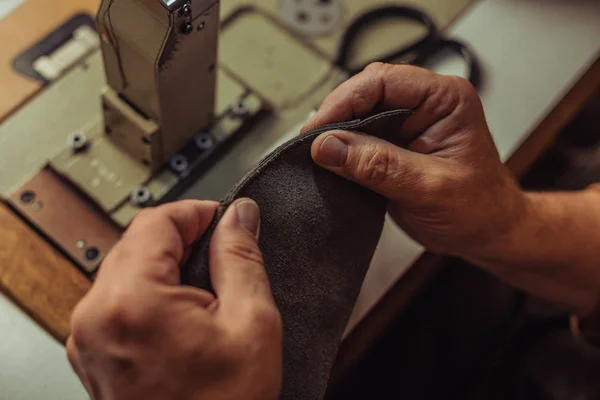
182, 109, 411, 399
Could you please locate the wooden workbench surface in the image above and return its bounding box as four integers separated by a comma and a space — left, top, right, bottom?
0, 0, 99, 120
0, 203, 90, 342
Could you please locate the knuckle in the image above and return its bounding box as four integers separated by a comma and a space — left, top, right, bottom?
351, 63, 393, 113
356, 145, 397, 185
75, 285, 155, 339
364, 61, 387, 73
423, 77, 461, 117
66, 338, 78, 365
69, 302, 95, 348
350, 88, 376, 115
224, 240, 264, 267
450, 75, 478, 99
130, 207, 158, 225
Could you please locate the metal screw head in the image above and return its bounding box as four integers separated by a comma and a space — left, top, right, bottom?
179, 4, 192, 18
68, 133, 88, 153
231, 100, 249, 118
170, 154, 189, 173
181, 22, 193, 34
194, 133, 214, 151
130, 185, 153, 207
20, 191, 35, 205
198, 22, 205, 30
76, 240, 86, 249
85, 247, 100, 261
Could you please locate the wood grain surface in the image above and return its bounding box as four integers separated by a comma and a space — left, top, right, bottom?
0, 0, 100, 121
0, 203, 90, 343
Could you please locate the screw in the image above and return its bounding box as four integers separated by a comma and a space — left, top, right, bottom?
170, 154, 189, 173
179, 4, 192, 18
181, 22, 193, 34
85, 247, 100, 261
20, 191, 35, 205
198, 22, 205, 31
130, 185, 153, 208
231, 100, 249, 118
76, 240, 86, 249
194, 133, 214, 151
68, 133, 88, 153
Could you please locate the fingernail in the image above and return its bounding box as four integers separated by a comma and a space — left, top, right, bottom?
236, 199, 260, 238
316, 135, 348, 167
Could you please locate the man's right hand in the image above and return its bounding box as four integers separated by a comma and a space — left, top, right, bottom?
303, 63, 529, 259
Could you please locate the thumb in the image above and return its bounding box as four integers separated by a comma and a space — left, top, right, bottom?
311, 130, 437, 202
209, 198, 276, 316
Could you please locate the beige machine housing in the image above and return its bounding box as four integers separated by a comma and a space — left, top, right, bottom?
97, 0, 219, 171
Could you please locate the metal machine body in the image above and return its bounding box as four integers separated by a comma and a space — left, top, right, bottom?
98, 0, 219, 171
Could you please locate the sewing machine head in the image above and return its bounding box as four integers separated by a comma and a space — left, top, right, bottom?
97, 0, 220, 172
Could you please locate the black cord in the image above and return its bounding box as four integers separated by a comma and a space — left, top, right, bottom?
335, 5, 482, 88
335, 5, 438, 75
412, 38, 482, 89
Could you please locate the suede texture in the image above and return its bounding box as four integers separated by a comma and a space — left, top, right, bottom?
182, 109, 412, 399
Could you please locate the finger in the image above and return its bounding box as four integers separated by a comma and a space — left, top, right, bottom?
66, 336, 94, 396
209, 198, 275, 312
99, 200, 218, 285
311, 130, 444, 202
302, 63, 471, 140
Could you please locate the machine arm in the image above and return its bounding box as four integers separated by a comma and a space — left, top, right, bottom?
97, 0, 220, 171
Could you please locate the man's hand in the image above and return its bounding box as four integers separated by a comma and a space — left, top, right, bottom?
303, 63, 528, 258
67, 200, 282, 400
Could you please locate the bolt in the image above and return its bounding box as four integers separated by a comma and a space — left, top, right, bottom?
130, 185, 153, 208
20, 191, 35, 205
170, 154, 189, 173
181, 22, 193, 34
194, 133, 214, 151
85, 247, 100, 261
179, 4, 192, 18
231, 100, 249, 118
68, 133, 88, 153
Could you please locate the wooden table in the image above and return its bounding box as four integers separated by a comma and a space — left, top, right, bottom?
0, 0, 99, 121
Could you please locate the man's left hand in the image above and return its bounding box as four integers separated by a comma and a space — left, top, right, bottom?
67, 199, 283, 400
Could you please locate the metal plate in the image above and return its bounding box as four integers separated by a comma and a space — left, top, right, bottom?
180, 68, 347, 201
0, 50, 104, 198
110, 91, 265, 227
9, 168, 122, 273
51, 135, 152, 213
220, 8, 333, 109
279, 0, 345, 37
111, 169, 179, 228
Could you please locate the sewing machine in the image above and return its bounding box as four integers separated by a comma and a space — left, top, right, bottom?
0, 0, 472, 286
